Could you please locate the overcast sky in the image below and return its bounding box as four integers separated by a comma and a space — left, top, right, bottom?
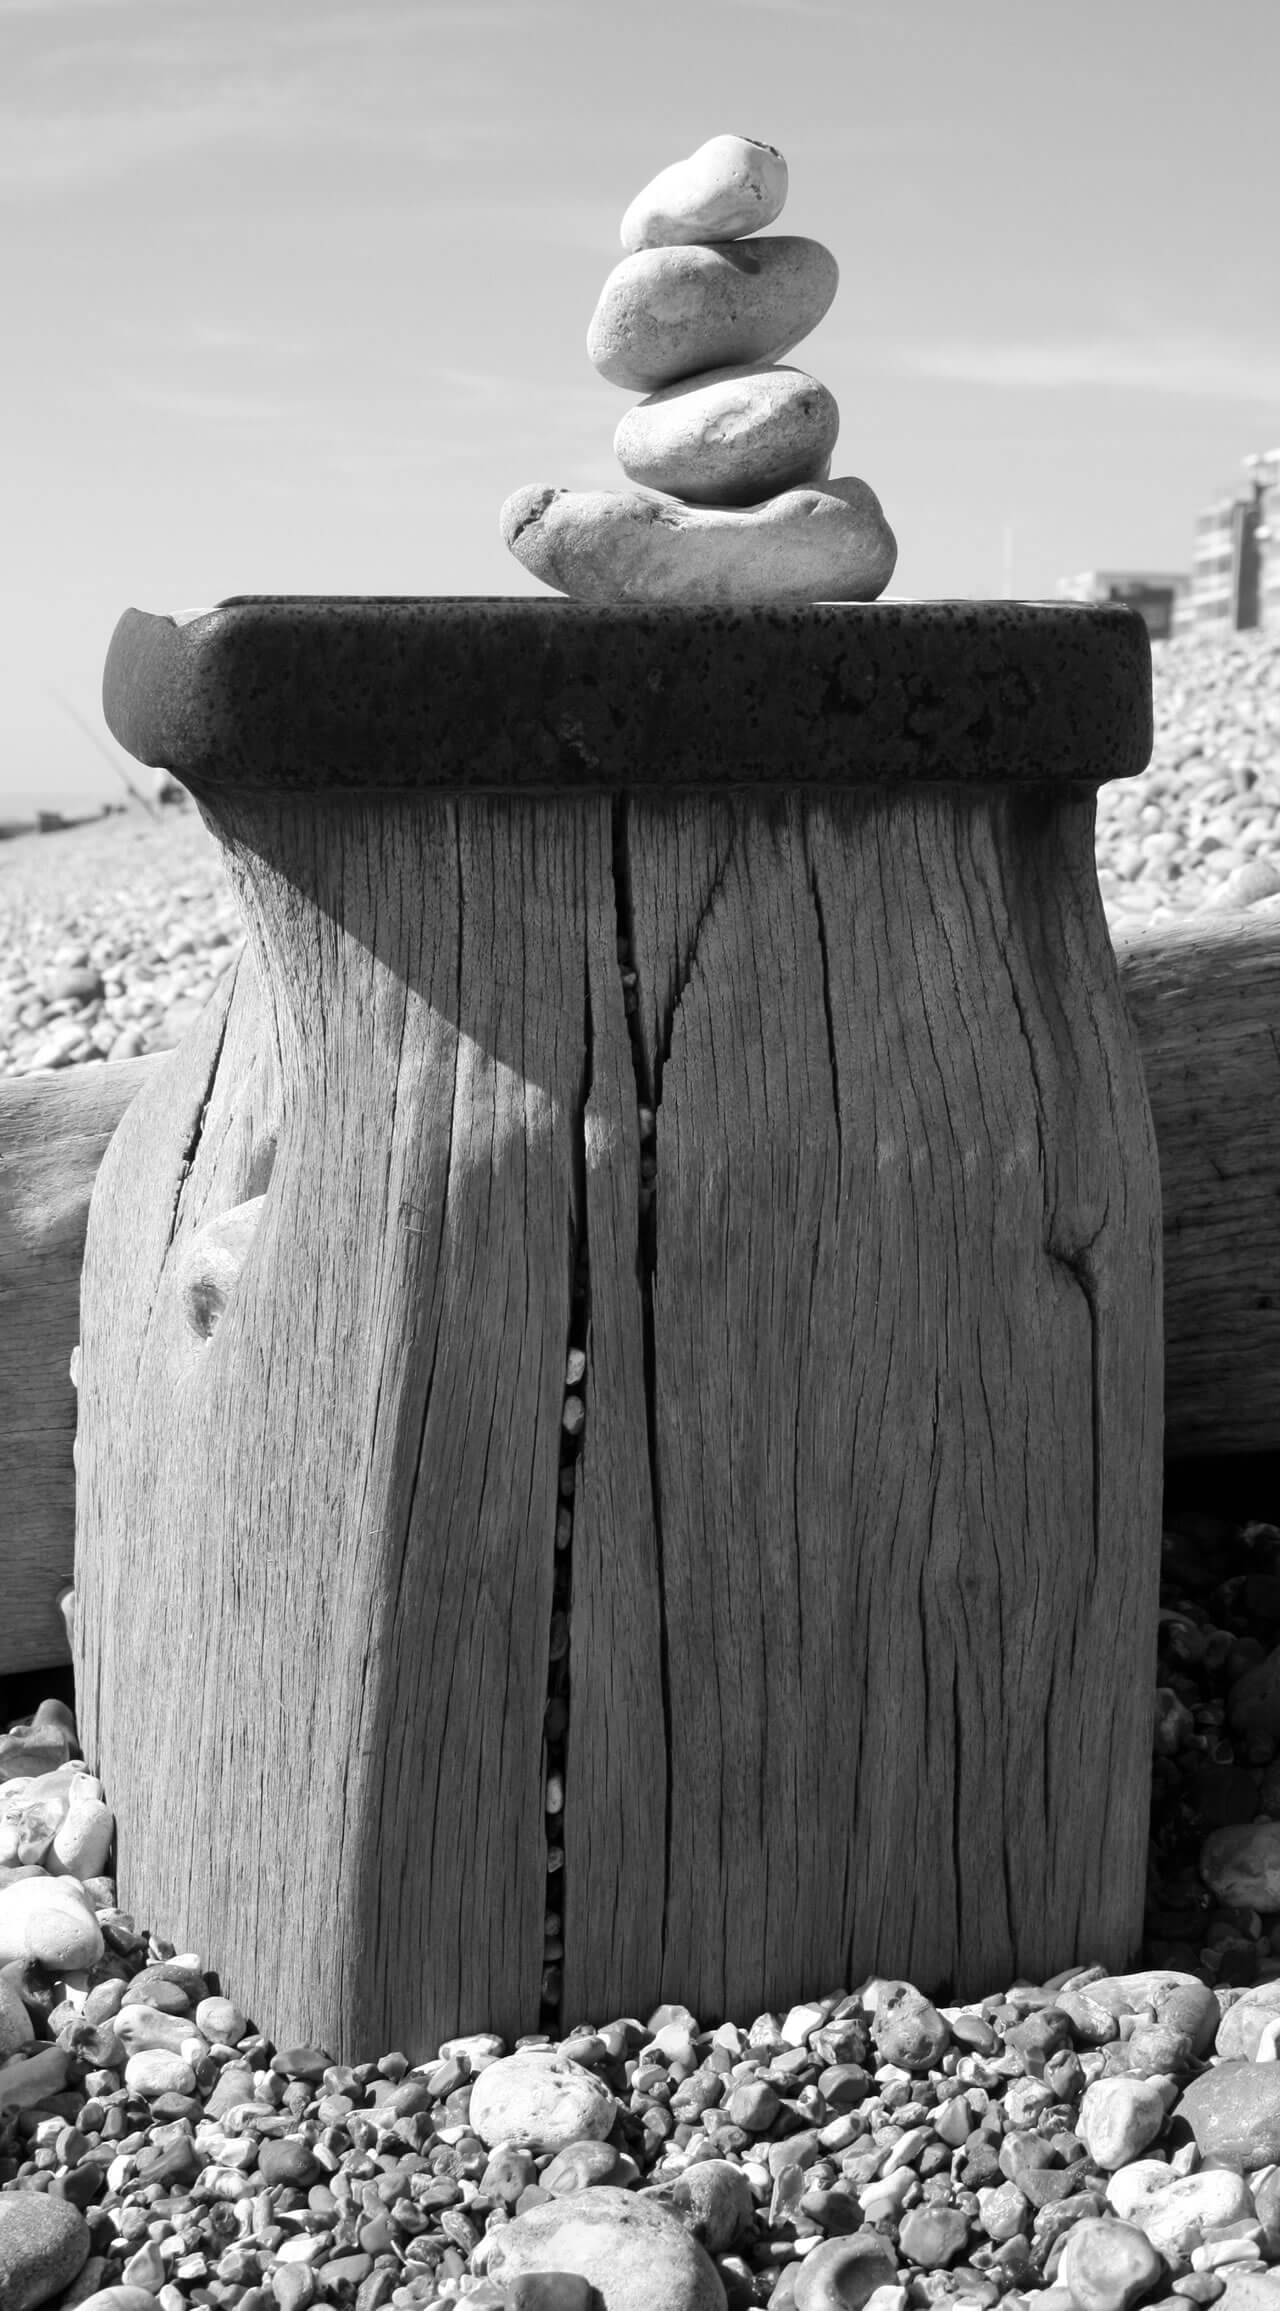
2, 0, 1277, 813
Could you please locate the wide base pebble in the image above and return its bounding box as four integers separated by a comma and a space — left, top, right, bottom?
500, 476, 897, 605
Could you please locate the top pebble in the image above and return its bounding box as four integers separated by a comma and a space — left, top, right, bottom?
620, 132, 788, 250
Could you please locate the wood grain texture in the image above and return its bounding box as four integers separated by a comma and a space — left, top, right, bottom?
0, 1053, 159, 1673
17, 897, 1270, 1700
624, 787, 1162, 2008
76, 777, 1162, 2048
1115, 899, 1280, 1459
79, 799, 585, 2057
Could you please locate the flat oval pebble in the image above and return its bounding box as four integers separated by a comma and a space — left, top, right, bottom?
1177, 2060, 1280, 2169
123, 2047, 196, 2099
474, 2185, 725, 2311
469, 2050, 618, 2153
1106, 2161, 1253, 2261
1056, 2217, 1165, 2311
614, 363, 837, 507
621, 134, 787, 251
501, 476, 896, 606
588, 237, 837, 393
0, 2191, 90, 2311
0, 1875, 104, 1972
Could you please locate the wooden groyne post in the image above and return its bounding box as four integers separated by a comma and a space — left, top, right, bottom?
77, 598, 1163, 2060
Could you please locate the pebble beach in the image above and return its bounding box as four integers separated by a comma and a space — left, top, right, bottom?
4, 624, 1280, 2311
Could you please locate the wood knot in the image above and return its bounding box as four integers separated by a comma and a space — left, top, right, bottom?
177, 1195, 267, 1340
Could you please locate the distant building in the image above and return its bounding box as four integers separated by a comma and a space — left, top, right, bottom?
1056, 569, 1188, 640
1188, 448, 1280, 634
1249, 449, 1280, 633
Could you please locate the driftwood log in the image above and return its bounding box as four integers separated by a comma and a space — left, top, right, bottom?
74, 598, 1163, 2057
0, 1053, 159, 1673
1114, 900, 1280, 1460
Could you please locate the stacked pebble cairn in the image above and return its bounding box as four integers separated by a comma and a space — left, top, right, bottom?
10, 1510, 1280, 2311
500, 135, 898, 605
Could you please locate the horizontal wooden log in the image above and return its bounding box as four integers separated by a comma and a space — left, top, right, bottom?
0, 1052, 161, 1673
1114, 898, 1280, 1460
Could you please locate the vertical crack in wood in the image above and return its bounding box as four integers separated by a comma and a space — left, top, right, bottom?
542, 939, 593, 2035
803, 811, 843, 1210
610, 794, 674, 1951
160, 998, 232, 1261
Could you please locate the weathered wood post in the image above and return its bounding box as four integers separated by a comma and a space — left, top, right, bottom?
77, 598, 1162, 2061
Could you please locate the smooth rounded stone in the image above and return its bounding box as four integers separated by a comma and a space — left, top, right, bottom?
69, 2294, 168, 2311
1125, 2026, 1195, 2081
1227, 1650, 1280, 1739
469, 2050, 618, 2153
1177, 2063, 1280, 2170
196, 1993, 248, 2044
978, 2181, 1032, 2241
793, 2234, 900, 2311
541, 2139, 631, 2192
872, 1981, 952, 2072
1201, 1823, 1280, 1912
1079, 2079, 1169, 2170
47, 1794, 114, 1882
1084, 1975, 1219, 2058
588, 237, 838, 393
0, 2191, 91, 2311
1218, 1986, 1280, 2062
474, 2185, 725, 2311
258, 2137, 322, 2187
123, 2046, 196, 2098
501, 476, 896, 607
204, 2059, 258, 2118
897, 2205, 970, 2268
497, 2281, 598, 2311
0, 1875, 104, 1971
113, 2001, 205, 2056
0, 1970, 35, 2058
614, 364, 837, 508
1216, 2277, 1280, 2311
621, 134, 787, 252
663, 2160, 754, 2254
1056, 2218, 1165, 2311
0, 2043, 70, 2110
1107, 2163, 1253, 2262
